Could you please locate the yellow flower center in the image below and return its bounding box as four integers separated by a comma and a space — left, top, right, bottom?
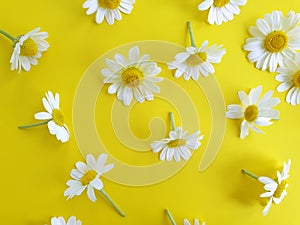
186, 52, 207, 66
168, 139, 187, 148
293, 71, 300, 87
52, 109, 65, 126
273, 180, 287, 199
213, 0, 230, 7
80, 170, 98, 186
121, 67, 143, 87
20, 38, 38, 56
264, 31, 288, 53
98, 0, 121, 9
244, 105, 258, 122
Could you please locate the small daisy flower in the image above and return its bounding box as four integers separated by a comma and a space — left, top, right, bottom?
64, 154, 125, 217
18, 91, 70, 143
184, 218, 206, 225
168, 22, 226, 80
242, 159, 291, 216
0, 28, 49, 73
47, 216, 81, 225
226, 86, 280, 139
198, 0, 247, 25
244, 11, 300, 72
151, 112, 203, 162
102, 46, 163, 106
276, 54, 300, 105
82, 0, 135, 25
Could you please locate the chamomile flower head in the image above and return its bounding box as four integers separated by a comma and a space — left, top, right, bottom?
244, 11, 300, 72
198, 0, 247, 25
102, 46, 163, 106
258, 159, 291, 216
276, 54, 300, 105
151, 127, 203, 162
10, 27, 49, 73
47, 216, 81, 225
34, 91, 70, 143
226, 86, 280, 139
184, 218, 206, 225
82, 0, 135, 25
64, 154, 113, 202
168, 40, 226, 80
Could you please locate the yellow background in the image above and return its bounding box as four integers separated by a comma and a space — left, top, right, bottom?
0, 0, 300, 224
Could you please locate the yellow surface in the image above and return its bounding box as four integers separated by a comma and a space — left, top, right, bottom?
0, 0, 300, 225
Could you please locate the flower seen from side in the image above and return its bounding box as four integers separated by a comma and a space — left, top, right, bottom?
47, 216, 81, 225
226, 86, 280, 139
244, 11, 300, 72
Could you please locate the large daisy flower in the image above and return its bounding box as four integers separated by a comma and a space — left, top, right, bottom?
198, 0, 247, 25
244, 11, 300, 72
258, 159, 291, 216
184, 218, 206, 225
82, 0, 135, 25
64, 154, 113, 202
275, 54, 300, 105
150, 127, 203, 162
226, 86, 280, 139
102, 46, 163, 106
48, 216, 81, 225
10, 27, 49, 73
168, 40, 226, 80
34, 91, 70, 143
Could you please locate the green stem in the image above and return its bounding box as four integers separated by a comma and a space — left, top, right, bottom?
242, 169, 259, 180
0, 29, 16, 42
169, 112, 175, 131
166, 209, 177, 225
100, 189, 126, 217
187, 21, 196, 48
18, 120, 50, 129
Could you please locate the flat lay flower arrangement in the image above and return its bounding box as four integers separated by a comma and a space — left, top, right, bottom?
1, 0, 299, 225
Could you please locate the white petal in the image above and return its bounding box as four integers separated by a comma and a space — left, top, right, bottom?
240, 120, 249, 139
86, 154, 96, 169
249, 86, 262, 104
238, 91, 250, 106
90, 178, 103, 190
263, 198, 273, 216
87, 185, 97, 202
198, 0, 213, 11
34, 112, 52, 120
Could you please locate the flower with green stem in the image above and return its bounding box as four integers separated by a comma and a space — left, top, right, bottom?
0, 27, 49, 73
64, 154, 126, 217
18, 91, 70, 143
150, 112, 203, 162
47, 216, 81, 225
168, 22, 225, 80
242, 159, 291, 216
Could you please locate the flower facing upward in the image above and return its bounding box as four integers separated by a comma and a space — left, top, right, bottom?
226, 86, 280, 139
34, 91, 70, 143
244, 11, 300, 72
198, 0, 247, 25
168, 40, 226, 80
184, 218, 206, 225
275, 54, 300, 105
82, 0, 135, 25
64, 154, 113, 202
151, 127, 203, 162
258, 159, 291, 216
10, 27, 49, 73
48, 216, 81, 225
102, 46, 163, 106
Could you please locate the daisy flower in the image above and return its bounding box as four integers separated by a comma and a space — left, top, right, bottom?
18, 91, 70, 143
0, 28, 49, 73
64, 154, 125, 217
151, 112, 203, 162
184, 218, 206, 225
198, 0, 247, 25
275, 54, 300, 105
226, 86, 280, 139
168, 22, 226, 80
47, 216, 81, 225
82, 0, 135, 25
242, 159, 291, 216
244, 11, 300, 72
102, 46, 163, 106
